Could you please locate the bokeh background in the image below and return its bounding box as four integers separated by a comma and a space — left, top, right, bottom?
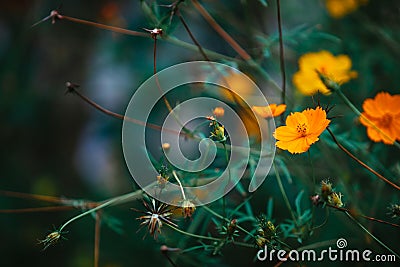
1, 1, 400, 266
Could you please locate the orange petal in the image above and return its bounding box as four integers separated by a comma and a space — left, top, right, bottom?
362, 98, 383, 118
303, 107, 330, 136
273, 126, 300, 141
273, 104, 287, 117
286, 112, 308, 128
277, 137, 310, 154
252, 106, 272, 118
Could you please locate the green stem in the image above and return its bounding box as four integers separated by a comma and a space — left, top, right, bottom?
165, 223, 220, 241
345, 211, 400, 260
308, 150, 316, 229
59, 189, 143, 232
273, 162, 298, 225
202, 205, 254, 238
222, 142, 231, 217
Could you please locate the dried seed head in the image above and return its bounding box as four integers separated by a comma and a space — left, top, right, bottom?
181, 199, 196, 218
387, 204, 400, 218
133, 197, 177, 239
320, 179, 333, 200
255, 235, 268, 248
328, 192, 343, 208
38, 229, 66, 250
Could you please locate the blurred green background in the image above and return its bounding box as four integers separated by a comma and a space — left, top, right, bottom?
1, 1, 400, 266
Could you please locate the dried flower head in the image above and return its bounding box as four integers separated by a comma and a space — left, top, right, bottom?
218, 219, 239, 242
293, 50, 357, 95
133, 197, 177, 239
157, 166, 170, 189
273, 107, 330, 154
255, 235, 268, 248
38, 228, 67, 250
359, 92, 400, 145
328, 192, 344, 208
387, 204, 400, 219
257, 215, 277, 239
320, 180, 333, 201
181, 199, 196, 218
157, 175, 169, 189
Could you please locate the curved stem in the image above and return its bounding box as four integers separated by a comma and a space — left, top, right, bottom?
191, 0, 251, 61
172, 170, 187, 200
59, 189, 143, 232
165, 223, 220, 241
327, 127, 400, 191
345, 211, 400, 260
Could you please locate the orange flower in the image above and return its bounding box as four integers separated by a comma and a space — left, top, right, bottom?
359, 92, 400, 144
293, 50, 357, 95
273, 107, 330, 154
252, 104, 287, 118
213, 107, 225, 117
325, 0, 368, 19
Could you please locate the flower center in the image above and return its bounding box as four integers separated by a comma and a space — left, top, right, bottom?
319, 66, 327, 75
296, 123, 308, 136
379, 113, 393, 128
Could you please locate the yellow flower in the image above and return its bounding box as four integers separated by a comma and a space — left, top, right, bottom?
293, 50, 357, 95
359, 92, 400, 144
273, 107, 330, 154
252, 104, 287, 118
219, 71, 256, 103
325, 0, 368, 19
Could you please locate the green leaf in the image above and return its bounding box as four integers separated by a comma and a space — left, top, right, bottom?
259, 0, 268, 7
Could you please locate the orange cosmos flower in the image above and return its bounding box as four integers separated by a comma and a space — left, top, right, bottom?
325, 0, 368, 19
359, 92, 400, 144
252, 104, 287, 118
293, 50, 357, 95
273, 107, 330, 154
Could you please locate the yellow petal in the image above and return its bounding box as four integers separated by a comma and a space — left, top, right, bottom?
273, 126, 300, 141
277, 137, 310, 154
285, 112, 308, 128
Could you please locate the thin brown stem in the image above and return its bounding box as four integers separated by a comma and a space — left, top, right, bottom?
178, 13, 210, 61
325, 204, 400, 229
0, 190, 66, 204
0, 206, 75, 213
67, 85, 184, 137
192, 0, 251, 61
151, 34, 190, 134
61, 15, 148, 37
326, 127, 400, 191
